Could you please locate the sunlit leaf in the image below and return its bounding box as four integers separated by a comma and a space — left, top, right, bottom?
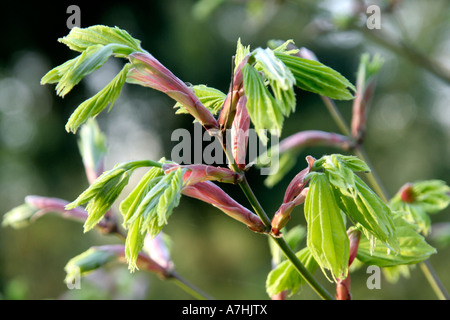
334, 175, 399, 253
357, 213, 436, 267
234, 38, 250, 72
304, 173, 349, 281
266, 247, 318, 297
122, 167, 185, 270
242, 63, 283, 143
2, 204, 39, 229
58, 25, 142, 57
66, 160, 161, 232
120, 166, 165, 223
64, 246, 121, 285
274, 51, 355, 100
65, 63, 131, 133
42, 44, 114, 97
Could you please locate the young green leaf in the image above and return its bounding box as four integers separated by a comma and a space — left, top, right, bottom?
266, 247, 318, 297
314, 154, 370, 198
2, 203, 40, 229
58, 25, 143, 57
234, 38, 251, 73
334, 175, 399, 253
77, 118, 108, 183
317, 154, 358, 198
412, 180, 450, 213
65, 63, 131, 133
66, 160, 161, 232
253, 48, 295, 91
174, 84, 226, 116
120, 166, 165, 223
242, 63, 283, 143
274, 51, 355, 100
122, 167, 185, 270
253, 47, 296, 117
42, 44, 114, 97
64, 246, 121, 285
304, 173, 350, 281
391, 202, 431, 236
357, 213, 436, 267
125, 216, 147, 272
390, 180, 450, 235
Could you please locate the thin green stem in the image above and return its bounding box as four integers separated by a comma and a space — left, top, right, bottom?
419, 260, 450, 300
238, 177, 272, 228
169, 271, 215, 300
272, 235, 334, 300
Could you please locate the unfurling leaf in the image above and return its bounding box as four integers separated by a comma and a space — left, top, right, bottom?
304, 173, 349, 282
121, 167, 185, 271
58, 25, 142, 57
266, 247, 318, 297
335, 175, 398, 253
2, 203, 40, 229
66, 160, 161, 232
242, 63, 283, 143
314, 154, 370, 198
41, 26, 144, 133
2, 196, 95, 229
64, 244, 170, 284
351, 53, 384, 141
241, 47, 297, 142
357, 214, 436, 267
77, 118, 108, 183
66, 63, 131, 133
274, 51, 355, 100
311, 154, 398, 251
64, 246, 122, 285
390, 180, 450, 235
410, 180, 450, 213
234, 38, 251, 73
41, 44, 114, 97
253, 48, 296, 91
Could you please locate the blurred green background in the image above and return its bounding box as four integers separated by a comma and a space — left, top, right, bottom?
0, 0, 449, 300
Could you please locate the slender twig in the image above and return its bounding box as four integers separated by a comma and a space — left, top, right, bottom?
419, 260, 450, 300
169, 271, 216, 300
354, 25, 450, 85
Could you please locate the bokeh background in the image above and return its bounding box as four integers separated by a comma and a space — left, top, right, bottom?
0, 0, 449, 300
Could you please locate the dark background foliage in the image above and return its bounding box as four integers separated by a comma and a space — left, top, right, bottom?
0, 0, 449, 299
